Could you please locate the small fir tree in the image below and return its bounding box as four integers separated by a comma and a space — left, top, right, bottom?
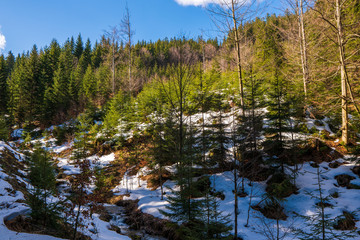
27, 148, 59, 227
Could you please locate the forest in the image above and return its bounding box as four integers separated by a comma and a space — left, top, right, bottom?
0, 0, 360, 239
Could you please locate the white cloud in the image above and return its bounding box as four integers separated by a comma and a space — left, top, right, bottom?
174, 0, 220, 7
0, 29, 5, 53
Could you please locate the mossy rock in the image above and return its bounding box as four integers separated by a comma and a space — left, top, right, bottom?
335, 174, 355, 188
253, 199, 287, 220
334, 212, 356, 230
191, 176, 211, 198
314, 120, 324, 126
99, 212, 112, 222
266, 173, 297, 198
351, 166, 360, 177
107, 224, 121, 234
329, 161, 342, 168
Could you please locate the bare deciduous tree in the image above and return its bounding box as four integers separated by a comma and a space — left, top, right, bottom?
120, 2, 135, 94
207, 0, 262, 111
104, 26, 120, 95
311, 0, 360, 144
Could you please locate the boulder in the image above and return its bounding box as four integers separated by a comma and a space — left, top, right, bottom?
335, 174, 355, 188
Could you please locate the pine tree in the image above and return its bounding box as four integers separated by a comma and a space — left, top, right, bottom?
5, 51, 15, 74
160, 118, 206, 239
264, 70, 291, 172
81, 65, 97, 104
149, 109, 178, 200
203, 181, 232, 240
40, 40, 61, 90
91, 42, 102, 69
27, 148, 59, 227
7, 55, 26, 123
79, 39, 92, 72
293, 167, 356, 240
22, 45, 42, 122
44, 40, 74, 122
0, 55, 8, 113
66, 115, 97, 240
208, 93, 231, 169
74, 34, 84, 60
0, 116, 9, 141
95, 64, 111, 104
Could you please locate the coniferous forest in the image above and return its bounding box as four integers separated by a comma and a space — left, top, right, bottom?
0, 0, 360, 240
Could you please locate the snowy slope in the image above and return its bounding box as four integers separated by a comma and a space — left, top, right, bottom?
0, 140, 130, 240
112, 158, 360, 240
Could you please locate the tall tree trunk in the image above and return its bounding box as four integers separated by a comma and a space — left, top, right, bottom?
231, 0, 244, 110
112, 43, 115, 95
336, 0, 349, 145
297, 0, 310, 104
232, 106, 238, 240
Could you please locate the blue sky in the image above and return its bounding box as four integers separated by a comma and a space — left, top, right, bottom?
0, 0, 281, 55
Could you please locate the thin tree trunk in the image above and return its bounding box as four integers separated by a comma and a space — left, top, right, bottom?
336, 0, 349, 145
317, 167, 325, 240
73, 204, 82, 240
231, 0, 244, 110
112, 43, 115, 95
232, 106, 238, 239
297, 0, 310, 103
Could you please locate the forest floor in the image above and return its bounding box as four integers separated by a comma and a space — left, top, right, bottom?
0, 113, 360, 240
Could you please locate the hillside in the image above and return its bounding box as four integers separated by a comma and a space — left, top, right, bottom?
0, 0, 360, 239
0, 107, 359, 239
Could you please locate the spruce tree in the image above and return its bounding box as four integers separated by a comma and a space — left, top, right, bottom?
67, 114, 97, 240
293, 167, 356, 240
7, 55, 26, 123
27, 148, 59, 227
81, 65, 97, 104
264, 70, 291, 172
74, 34, 84, 60
208, 93, 231, 169
203, 181, 232, 240
149, 109, 177, 200
22, 45, 42, 122
91, 42, 102, 69
5, 51, 15, 74
79, 39, 91, 72
0, 55, 8, 113
44, 40, 74, 122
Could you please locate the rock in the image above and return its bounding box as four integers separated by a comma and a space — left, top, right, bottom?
335, 174, 355, 188
334, 212, 356, 230
266, 173, 298, 198
351, 166, 360, 177
310, 162, 319, 168
99, 212, 112, 222
329, 161, 342, 168
252, 200, 287, 221
107, 224, 121, 234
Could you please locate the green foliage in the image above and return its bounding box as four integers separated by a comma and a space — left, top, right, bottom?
52, 124, 75, 145
0, 116, 9, 141
0, 55, 8, 113
66, 114, 100, 240
266, 173, 297, 199
27, 148, 59, 227
103, 90, 132, 133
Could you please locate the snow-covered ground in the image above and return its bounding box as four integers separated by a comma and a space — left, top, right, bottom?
2, 110, 358, 240
0, 140, 130, 240
112, 157, 360, 239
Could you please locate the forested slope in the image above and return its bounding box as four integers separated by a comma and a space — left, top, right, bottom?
0, 0, 360, 239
